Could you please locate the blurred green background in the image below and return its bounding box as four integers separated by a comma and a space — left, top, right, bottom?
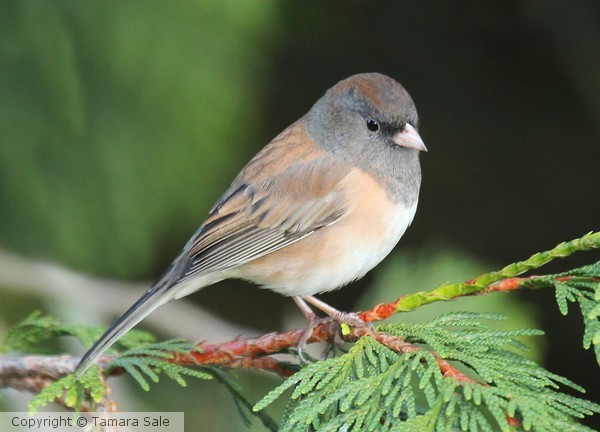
1, 1, 599, 430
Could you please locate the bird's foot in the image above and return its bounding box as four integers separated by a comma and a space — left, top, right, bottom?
319, 321, 347, 359
297, 315, 370, 362
297, 315, 330, 363
296, 316, 349, 362
292, 295, 373, 363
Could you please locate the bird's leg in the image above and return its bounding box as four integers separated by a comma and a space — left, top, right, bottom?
292, 296, 329, 362
303, 295, 370, 329
292, 295, 319, 323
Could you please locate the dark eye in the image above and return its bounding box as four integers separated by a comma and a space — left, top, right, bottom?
366, 118, 379, 132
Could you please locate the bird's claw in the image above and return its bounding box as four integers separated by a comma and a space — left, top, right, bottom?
296, 313, 372, 362
297, 315, 329, 363
320, 322, 348, 359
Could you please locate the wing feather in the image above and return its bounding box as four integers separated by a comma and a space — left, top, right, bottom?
179, 157, 351, 281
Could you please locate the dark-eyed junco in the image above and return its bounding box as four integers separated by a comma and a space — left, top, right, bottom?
76, 73, 426, 375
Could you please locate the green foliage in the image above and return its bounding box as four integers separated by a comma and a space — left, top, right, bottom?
0, 310, 155, 354
24, 339, 212, 413
28, 366, 105, 414
525, 262, 600, 364
255, 312, 600, 431
2, 312, 212, 412
106, 339, 211, 391
2, 311, 270, 430
25, 338, 212, 414
1, 311, 62, 353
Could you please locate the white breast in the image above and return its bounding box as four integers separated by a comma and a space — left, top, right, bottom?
310, 199, 418, 295
260, 196, 418, 297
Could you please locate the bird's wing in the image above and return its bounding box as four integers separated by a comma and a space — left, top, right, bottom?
180, 157, 351, 280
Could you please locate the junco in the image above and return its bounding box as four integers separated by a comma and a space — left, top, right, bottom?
76, 72, 426, 375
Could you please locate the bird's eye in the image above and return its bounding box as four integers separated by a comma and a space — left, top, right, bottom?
366, 118, 379, 132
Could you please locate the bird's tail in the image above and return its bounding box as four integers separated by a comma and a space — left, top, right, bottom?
75, 254, 188, 378
74, 283, 171, 378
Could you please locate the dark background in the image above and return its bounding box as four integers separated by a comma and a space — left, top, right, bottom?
1, 1, 598, 430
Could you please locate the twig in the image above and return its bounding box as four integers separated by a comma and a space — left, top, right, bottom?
359, 232, 599, 321
174, 320, 345, 367
0, 355, 78, 394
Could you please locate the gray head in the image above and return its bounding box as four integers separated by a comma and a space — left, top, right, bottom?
306, 73, 426, 205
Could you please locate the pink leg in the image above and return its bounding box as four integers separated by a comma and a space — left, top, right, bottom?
302, 295, 367, 327
292, 296, 331, 362
292, 296, 319, 321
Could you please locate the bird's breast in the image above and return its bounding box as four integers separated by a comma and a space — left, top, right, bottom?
237, 168, 418, 297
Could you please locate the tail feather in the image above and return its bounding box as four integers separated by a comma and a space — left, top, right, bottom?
74, 248, 228, 378
74, 284, 171, 378
74, 253, 189, 378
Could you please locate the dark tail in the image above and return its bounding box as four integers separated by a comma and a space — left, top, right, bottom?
74, 254, 189, 378
74, 284, 171, 378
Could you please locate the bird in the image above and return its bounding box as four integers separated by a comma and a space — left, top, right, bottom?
75, 72, 427, 376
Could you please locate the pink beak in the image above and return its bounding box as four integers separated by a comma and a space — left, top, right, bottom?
392, 123, 427, 152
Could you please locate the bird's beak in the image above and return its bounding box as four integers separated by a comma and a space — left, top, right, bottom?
392, 123, 427, 152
